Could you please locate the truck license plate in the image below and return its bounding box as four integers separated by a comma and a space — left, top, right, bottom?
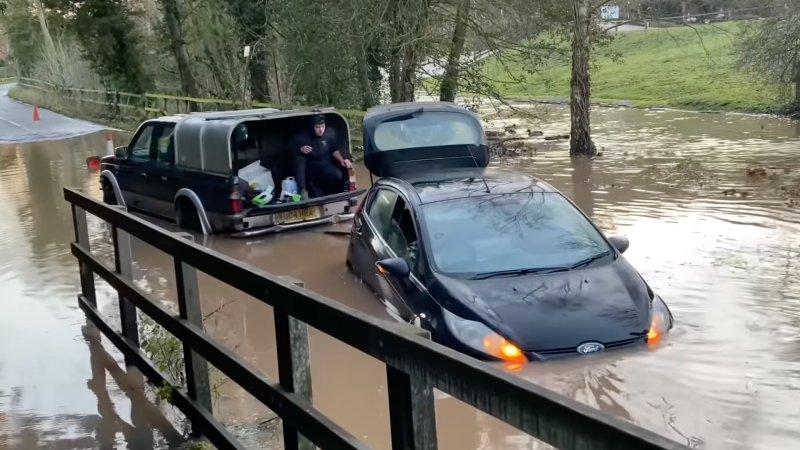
275, 207, 321, 224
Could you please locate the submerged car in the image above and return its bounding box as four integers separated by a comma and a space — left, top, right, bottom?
346, 102, 673, 363
99, 108, 364, 236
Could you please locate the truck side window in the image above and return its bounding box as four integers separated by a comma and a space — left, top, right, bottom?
156, 124, 176, 166
130, 125, 155, 162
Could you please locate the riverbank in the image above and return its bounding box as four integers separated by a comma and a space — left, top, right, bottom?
481, 22, 794, 115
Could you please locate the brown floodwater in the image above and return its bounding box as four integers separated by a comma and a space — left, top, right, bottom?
1, 105, 800, 450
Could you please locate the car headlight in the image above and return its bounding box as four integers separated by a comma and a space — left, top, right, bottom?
647, 295, 673, 346
441, 308, 526, 363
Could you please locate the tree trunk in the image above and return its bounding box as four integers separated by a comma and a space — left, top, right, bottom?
569, 0, 596, 157
265, 29, 292, 105
796, 78, 800, 103
439, 0, 471, 102
794, 63, 800, 103
400, 48, 418, 102
249, 53, 270, 103
33, 0, 56, 56
356, 43, 376, 109
388, 0, 428, 103
161, 0, 199, 102
389, 52, 404, 103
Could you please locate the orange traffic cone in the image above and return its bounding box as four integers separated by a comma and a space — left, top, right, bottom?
105, 131, 114, 155
32, 106, 40, 121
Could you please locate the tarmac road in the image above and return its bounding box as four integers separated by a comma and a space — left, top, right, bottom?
0, 83, 105, 144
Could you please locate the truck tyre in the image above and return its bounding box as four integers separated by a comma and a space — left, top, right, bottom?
176, 199, 202, 232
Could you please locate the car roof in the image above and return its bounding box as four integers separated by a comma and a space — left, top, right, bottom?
383, 168, 559, 205
363, 101, 474, 122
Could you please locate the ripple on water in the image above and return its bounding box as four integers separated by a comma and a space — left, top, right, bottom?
483, 106, 800, 449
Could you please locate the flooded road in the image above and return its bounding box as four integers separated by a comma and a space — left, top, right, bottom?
0, 84, 104, 143
1, 99, 800, 449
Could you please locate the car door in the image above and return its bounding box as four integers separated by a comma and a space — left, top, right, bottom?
352, 188, 412, 319
379, 197, 433, 324
145, 123, 179, 218
116, 123, 156, 210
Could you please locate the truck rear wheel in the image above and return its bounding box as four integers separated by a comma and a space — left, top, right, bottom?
176, 199, 202, 232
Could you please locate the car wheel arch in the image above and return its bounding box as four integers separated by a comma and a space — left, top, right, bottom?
173, 189, 212, 235
100, 170, 126, 208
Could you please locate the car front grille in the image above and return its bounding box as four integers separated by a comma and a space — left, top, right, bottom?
526, 336, 645, 360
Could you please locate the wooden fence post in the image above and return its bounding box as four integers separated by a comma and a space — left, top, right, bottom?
71, 205, 97, 308
112, 225, 140, 363
173, 232, 213, 421
386, 323, 438, 450
274, 276, 314, 450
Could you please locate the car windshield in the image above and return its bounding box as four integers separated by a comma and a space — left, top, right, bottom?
421, 192, 612, 276
373, 112, 482, 151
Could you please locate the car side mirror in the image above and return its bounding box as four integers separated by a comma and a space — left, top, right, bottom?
377, 257, 410, 278
114, 146, 127, 158
608, 236, 630, 254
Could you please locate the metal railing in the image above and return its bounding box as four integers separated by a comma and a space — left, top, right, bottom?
65, 186, 689, 450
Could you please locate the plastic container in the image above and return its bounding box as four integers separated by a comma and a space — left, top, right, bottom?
281, 177, 299, 195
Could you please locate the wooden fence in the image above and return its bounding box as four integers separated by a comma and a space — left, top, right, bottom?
11, 77, 366, 132
65, 187, 691, 450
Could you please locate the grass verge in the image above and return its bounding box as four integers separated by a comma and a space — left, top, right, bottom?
9, 85, 142, 131
481, 22, 788, 114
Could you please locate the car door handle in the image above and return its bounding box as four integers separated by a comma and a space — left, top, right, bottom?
140, 172, 147, 177
161, 176, 167, 181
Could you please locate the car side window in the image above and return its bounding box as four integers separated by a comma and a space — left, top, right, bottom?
385, 198, 420, 267
129, 125, 155, 162
367, 189, 398, 235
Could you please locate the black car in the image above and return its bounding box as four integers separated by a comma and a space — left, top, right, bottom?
346, 102, 673, 363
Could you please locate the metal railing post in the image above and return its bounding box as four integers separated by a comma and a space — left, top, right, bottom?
386, 324, 437, 450
173, 232, 213, 419
275, 276, 314, 450
112, 225, 140, 361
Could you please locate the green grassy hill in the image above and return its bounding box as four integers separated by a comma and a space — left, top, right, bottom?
481, 22, 783, 112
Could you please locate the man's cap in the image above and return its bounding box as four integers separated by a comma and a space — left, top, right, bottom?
312, 114, 326, 126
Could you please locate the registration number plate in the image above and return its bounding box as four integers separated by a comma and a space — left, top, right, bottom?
274, 207, 321, 224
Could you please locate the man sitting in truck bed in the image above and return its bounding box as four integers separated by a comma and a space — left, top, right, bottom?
292, 115, 353, 198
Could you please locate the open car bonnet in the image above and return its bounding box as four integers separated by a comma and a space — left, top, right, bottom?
362, 102, 490, 179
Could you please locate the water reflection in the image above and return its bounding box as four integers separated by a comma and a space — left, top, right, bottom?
571, 155, 594, 218
0, 133, 184, 450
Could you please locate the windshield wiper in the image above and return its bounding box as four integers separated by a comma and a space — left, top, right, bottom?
473, 267, 570, 280
570, 250, 612, 270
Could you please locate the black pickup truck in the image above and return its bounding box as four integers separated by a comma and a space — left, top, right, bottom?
99, 108, 364, 236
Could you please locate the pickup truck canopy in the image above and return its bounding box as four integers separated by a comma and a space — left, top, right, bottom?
167, 108, 351, 176
362, 102, 490, 179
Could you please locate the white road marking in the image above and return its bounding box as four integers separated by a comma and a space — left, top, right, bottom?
0, 115, 34, 133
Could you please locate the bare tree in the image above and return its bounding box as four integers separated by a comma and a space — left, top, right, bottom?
160, 0, 199, 99
440, 0, 471, 102
570, 0, 597, 156
737, 3, 800, 105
